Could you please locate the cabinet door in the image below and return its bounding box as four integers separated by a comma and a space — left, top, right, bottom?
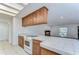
34, 11, 38, 25
22, 16, 29, 26
34, 7, 48, 24
43, 7, 48, 23
32, 40, 41, 55
30, 15, 33, 25
32, 13, 36, 25
22, 18, 27, 26
27, 16, 31, 26
27, 16, 33, 26
36, 10, 41, 24
40, 9, 44, 24
37, 10, 43, 24
41, 47, 59, 55
39, 7, 48, 24
18, 36, 24, 49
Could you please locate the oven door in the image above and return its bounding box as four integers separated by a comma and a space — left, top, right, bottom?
25, 40, 30, 49
24, 37, 32, 50
24, 37, 32, 54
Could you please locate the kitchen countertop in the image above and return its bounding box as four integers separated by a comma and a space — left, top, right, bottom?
18, 34, 46, 41
18, 34, 79, 55
40, 36, 79, 55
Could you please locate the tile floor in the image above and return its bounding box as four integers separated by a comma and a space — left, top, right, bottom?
0, 40, 29, 55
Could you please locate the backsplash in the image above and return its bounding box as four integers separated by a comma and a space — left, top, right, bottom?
21, 24, 78, 39
22, 24, 51, 36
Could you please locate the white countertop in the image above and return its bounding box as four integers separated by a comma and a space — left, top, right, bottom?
18, 34, 46, 41
18, 34, 79, 55
40, 37, 79, 55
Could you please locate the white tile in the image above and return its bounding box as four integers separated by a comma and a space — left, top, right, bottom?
0, 40, 29, 55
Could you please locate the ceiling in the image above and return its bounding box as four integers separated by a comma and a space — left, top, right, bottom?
0, 3, 28, 16
46, 3, 79, 26
0, 3, 79, 26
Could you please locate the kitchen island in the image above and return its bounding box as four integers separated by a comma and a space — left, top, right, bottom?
39, 36, 79, 55
18, 34, 79, 55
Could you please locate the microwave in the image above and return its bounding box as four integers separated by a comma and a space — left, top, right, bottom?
45, 30, 51, 36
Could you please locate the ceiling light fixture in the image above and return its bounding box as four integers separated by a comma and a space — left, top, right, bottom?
60, 16, 64, 19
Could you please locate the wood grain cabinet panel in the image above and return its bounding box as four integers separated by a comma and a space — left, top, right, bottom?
38, 9, 43, 24
22, 18, 26, 26
41, 47, 60, 55
35, 11, 39, 24
32, 40, 41, 55
30, 15, 33, 25
22, 16, 29, 26
22, 6, 48, 27
32, 13, 36, 25
18, 36, 24, 49
43, 7, 48, 23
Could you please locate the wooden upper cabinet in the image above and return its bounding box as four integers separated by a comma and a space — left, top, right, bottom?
32, 13, 36, 25
22, 6, 48, 27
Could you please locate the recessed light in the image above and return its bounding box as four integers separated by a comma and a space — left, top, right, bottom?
60, 16, 64, 19
23, 3, 28, 5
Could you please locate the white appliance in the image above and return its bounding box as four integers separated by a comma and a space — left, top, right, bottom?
24, 36, 38, 55
24, 37, 32, 54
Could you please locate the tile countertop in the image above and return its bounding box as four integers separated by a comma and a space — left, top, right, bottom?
40, 36, 79, 55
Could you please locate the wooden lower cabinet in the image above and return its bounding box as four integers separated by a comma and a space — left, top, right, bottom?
41, 47, 60, 55
32, 39, 41, 55
18, 36, 24, 49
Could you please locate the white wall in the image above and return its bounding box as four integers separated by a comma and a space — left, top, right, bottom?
0, 14, 12, 44
0, 22, 9, 40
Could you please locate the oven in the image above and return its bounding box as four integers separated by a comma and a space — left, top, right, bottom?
24, 37, 32, 54
25, 41, 30, 47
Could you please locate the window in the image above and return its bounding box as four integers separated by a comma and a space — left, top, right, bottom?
59, 27, 68, 37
